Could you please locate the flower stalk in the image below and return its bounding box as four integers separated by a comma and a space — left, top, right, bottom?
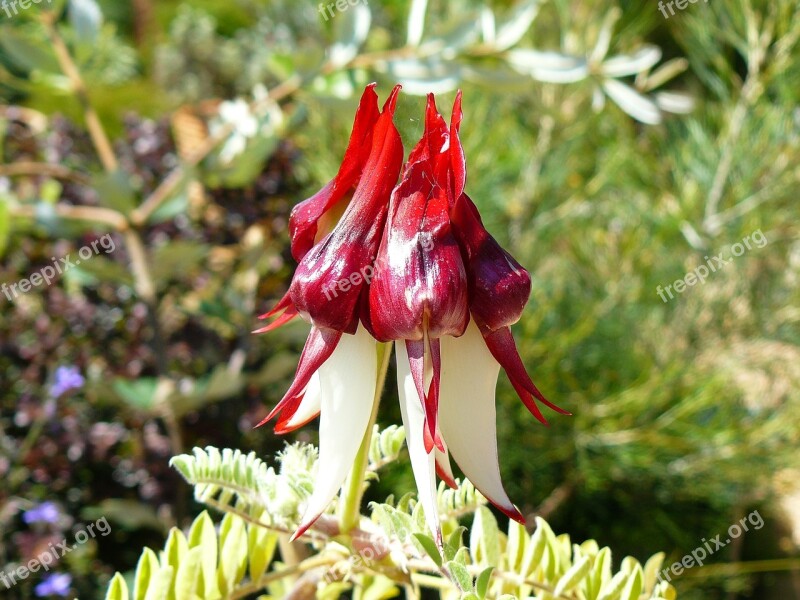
338, 341, 393, 534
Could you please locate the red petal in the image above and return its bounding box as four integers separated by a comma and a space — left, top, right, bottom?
290, 87, 404, 333
368, 165, 468, 341
451, 193, 531, 331
480, 326, 570, 423
406, 338, 444, 454
252, 304, 299, 333
449, 91, 466, 202
255, 326, 342, 428
258, 290, 294, 320
288, 84, 382, 261
274, 392, 320, 434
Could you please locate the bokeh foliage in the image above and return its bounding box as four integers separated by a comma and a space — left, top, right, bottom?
0, 0, 798, 598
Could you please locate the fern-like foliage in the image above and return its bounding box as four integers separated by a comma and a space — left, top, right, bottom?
107, 434, 677, 600
170, 443, 317, 532
105, 511, 279, 600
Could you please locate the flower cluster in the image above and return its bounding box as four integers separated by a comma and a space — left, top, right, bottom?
257, 84, 568, 542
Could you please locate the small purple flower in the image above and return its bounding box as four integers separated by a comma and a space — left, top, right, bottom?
49, 366, 84, 397
23, 501, 61, 525
34, 573, 72, 597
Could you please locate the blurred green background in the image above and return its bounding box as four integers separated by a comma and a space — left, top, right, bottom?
1, 0, 799, 597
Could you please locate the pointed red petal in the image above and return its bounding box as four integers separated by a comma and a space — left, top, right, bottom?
449, 91, 466, 202
255, 327, 342, 428
274, 393, 320, 434
290, 91, 404, 333
252, 304, 299, 333
480, 326, 570, 423
427, 337, 444, 452
288, 84, 381, 261
258, 290, 294, 320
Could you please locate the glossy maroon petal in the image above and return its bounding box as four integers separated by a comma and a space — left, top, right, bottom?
368, 165, 468, 341
481, 325, 571, 423
451, 193, 531, 331
288, 84, 382, 261
290, 86, 403, 333
255, 326, 343, 427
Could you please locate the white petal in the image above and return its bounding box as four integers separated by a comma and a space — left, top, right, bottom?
655, 91, 695, 114
602, 79, 662, 125
295, 326, 377, 536
601, 46, 662, 77
406, 0, 428, 46
493, 0, 541, 51
439, 321, 520, 520
505, 49, 588, 83
283, 374, 321, 430
396, 341, 440, 543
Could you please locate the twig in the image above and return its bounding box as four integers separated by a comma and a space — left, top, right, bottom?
0, 162, 91, 185
41, 13, 118, 173
9, 202, 128, 231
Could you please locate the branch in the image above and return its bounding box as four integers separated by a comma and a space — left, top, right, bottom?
0, 162, 91, 185
41, 13, 118, 173
9, 202, 128, 231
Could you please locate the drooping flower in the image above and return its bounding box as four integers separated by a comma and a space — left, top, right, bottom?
255, 84, 404, 538
34, 573, 72, 597
49, 366, 84, 398
257, 84, 568, 543
23, 501, 61, 525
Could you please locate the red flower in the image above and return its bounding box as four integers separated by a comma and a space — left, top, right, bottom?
257, 85, 568, 543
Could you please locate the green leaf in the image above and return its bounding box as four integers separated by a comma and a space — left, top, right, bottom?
413, 533, 442, 568
248, 526, 277, 582
643, 552, 665, 592
163, 528, 189, 574
93, 169, 136, 214
598, 571, 628, 600
446, 560, 472, 592
444, 526, 466, 562
620, 564, 643, 600
217, 514, 248, 596
187, 511, 219, 599
469, 507, 500, 568
173, 546, 202, 600
589, 547, 612, 600
0, 26, 59, 72
554, 555, 591, 596
150, 241, 209, 288
105, 573, 129, 600
506, 520, 527, 573
476, 566, 494, 599
112, 377, 159, 412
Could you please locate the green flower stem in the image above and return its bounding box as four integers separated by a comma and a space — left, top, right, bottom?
338, 341, 393, 534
